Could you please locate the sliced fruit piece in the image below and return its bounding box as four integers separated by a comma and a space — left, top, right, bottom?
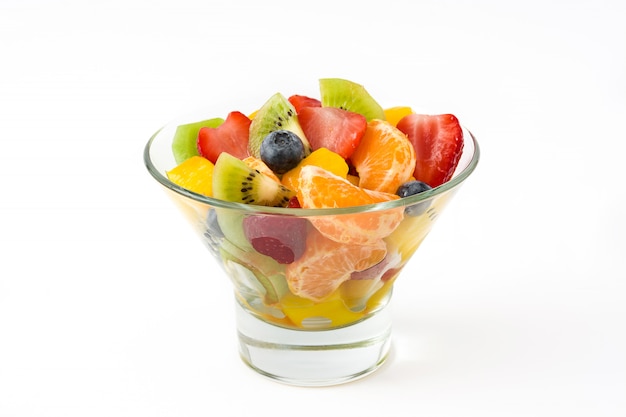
242, 156, 280, 183
281, 291, 364, 328
285, 227, 387, 302
288, 94, 321, 113
172, 118, 223, 164
339, 279, 384, 312
259, 130, 306, 174
384, 206, 435, 262
297, 165, 404, 245
212, 152, 294, 207
349, 249, 402, 280
166, 155, 215, 196
341, 249, 402, 312
215, 210, 252, 251
248, 93, 311, 158
319, 78, 385, 121
298, 106, 367, 159
220, 238, 288, 305
281, 148, 349, 192
350, 119, 416, 194
287, 196, 301, 208
384, 106, 413, 127
215, 156, 284, 251
396, 113, 464, 187
197, 111, 251, 164
243, 215, 308, 264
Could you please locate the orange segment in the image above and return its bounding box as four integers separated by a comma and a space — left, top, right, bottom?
285, 227, 387, 302
350, 119, 416, 194
297, 165, 404, 244
243, 156, 281, 183
384, 106, 413, 127
166, 155, 214, 196
281, 147, 349, 192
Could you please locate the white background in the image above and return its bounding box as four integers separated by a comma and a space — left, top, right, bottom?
1, 0, 625, 416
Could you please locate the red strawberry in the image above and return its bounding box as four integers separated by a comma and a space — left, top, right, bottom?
243, 215, 308, 264
288, 95, 321, 114
197, 111, 251, 163
298, 107, 367, 159
287, 196, 301, 208
396, 114, 464, 188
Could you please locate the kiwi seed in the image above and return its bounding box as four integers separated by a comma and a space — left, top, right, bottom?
212, 152, 294, 207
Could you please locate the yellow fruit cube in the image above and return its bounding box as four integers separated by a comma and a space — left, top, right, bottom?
384, 106, 413, 127
281, 148, 349, 192
281, 291, 363, 328
166, 156, 214, 196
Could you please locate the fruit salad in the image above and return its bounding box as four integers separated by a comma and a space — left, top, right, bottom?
165, 78, 465, 330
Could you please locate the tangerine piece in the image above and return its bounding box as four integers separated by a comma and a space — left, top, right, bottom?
384, 106, 413, 127
243, 156, 281, 183
285, 227, 387, 302
297, 165, 404, 244
281, 148, 349, 192
166, 155, 214, 196
350, 119, 416, 194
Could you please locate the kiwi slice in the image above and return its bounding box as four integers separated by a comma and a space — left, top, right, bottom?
319, 78, 386, 122
172, 117, 224, 164
212, 152, 294, 207
215, 209, 252, 251
248, 93, 311, 158
219, 238, 289, 305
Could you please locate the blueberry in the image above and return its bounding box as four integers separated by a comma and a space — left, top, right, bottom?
396, 180, 433, 216
203, 208, 224, 248
260, 130, 305, 174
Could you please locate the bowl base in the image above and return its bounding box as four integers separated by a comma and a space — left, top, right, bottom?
235, 300, 392, 387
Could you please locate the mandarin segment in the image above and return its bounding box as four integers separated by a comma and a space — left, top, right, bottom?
350, 119, 416, 194
297, 165, 404, 244
285, 228, 387, 302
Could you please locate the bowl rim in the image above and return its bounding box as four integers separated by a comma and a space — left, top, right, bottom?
143, 122, 480, 216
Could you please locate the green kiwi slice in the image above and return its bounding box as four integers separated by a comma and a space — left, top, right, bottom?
171, 117, 224, 164
319, 78, 386, 122
215, 209, 252, 251
248, 93, 311, 158
212, 152, 294, 207
219, 238, 289, 305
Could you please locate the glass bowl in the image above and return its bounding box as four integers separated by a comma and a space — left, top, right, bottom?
144, 107, 479, 386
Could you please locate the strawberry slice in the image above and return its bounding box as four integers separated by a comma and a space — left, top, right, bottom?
288, 94, 321, 114
197, 111, 251, 163
396, 114, 464, 188
298, 107, 367, 160
243, 215, 308, 264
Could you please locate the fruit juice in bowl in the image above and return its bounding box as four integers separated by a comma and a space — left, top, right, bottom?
144, 78, 479, 386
